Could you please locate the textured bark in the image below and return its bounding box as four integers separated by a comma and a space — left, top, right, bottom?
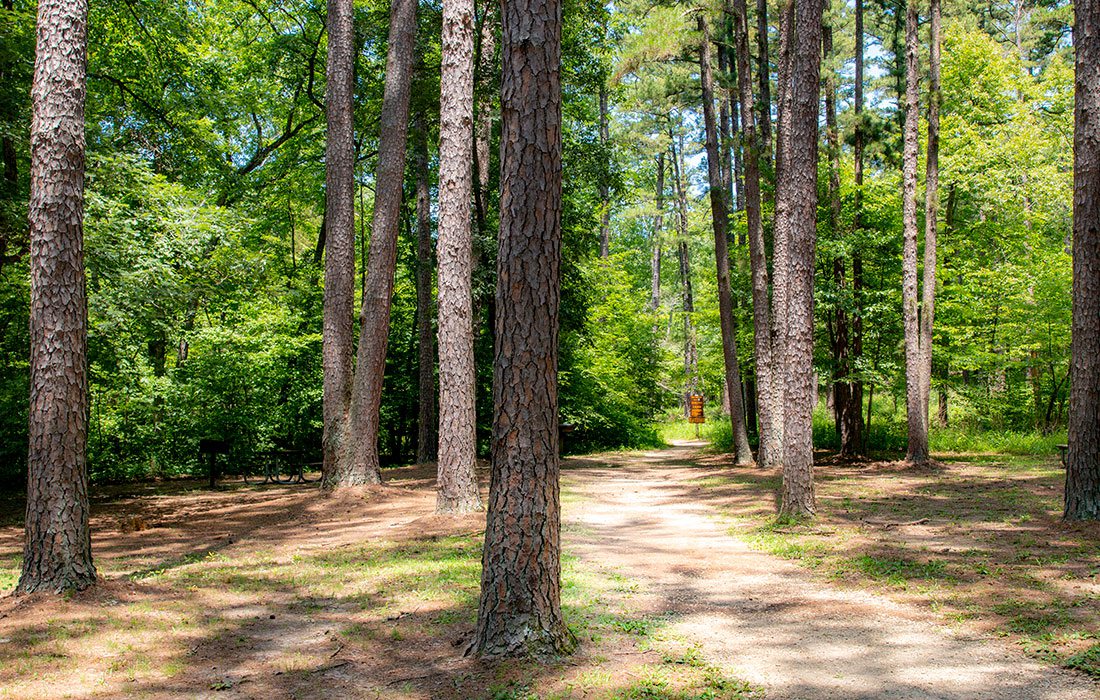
901, 0, 928, 464
849, 0, 866, 454
919, 0, 942, 431
698, 15, 754, 466
1066, 0, 1100, 520
334, 0, 418, 486
472, 0, 574, 657
321, 0, 356, 481
733, 0, 778, 467
650, 153, 664, 312
19, 0, 96, 594
436, 0, 481, 513
775, 0, 822, 517
671, 137, 699, 404
768, 0, 796, 463
414, 118, 438, 465
598, 79, 611, 258
755, 0, 772, 166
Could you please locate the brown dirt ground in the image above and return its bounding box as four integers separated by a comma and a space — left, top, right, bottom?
0, 444, 1097, 699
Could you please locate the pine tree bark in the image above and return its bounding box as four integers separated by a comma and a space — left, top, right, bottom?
1066, 0, 1100, 520
650, 153, 665, 312
698, 15, 754, 465
902, 0, 928, 464
768, 0, 796, 465
19, 0, 96, 594
472, 0, 575, 657
775, 0, 822, 517
321, 0, 357, 481
414, 117, 438, 465
733, 0, 778, 467
436, 0, 482, 513
332, 0, 418, 486
919, 0, 942, 432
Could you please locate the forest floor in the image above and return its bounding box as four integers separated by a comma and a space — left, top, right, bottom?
0, 441, 1098, 699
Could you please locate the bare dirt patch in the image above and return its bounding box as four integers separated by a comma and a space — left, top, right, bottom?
1, 445, 1096, 699
0, 462, 758, 699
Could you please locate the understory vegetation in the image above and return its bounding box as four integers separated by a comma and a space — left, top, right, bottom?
0, 0, 1078, 485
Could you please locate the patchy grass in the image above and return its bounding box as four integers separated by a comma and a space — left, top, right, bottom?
0, 476, 758, 699
695, 452, 1100, 678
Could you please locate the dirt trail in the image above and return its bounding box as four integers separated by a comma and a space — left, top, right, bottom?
561, 441, 1098, 700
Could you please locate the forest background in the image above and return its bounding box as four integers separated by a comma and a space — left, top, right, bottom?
0, 0, 1076, 484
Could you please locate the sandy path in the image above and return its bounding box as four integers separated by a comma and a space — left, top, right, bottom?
561, 441, 1099, 700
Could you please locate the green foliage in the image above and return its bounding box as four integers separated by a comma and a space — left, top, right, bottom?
0, 266, 28, 483
560, 255, 664, 453
79, 155, 323, 481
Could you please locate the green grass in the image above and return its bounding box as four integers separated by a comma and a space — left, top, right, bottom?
0, 558, 17, 592
609, 663, 763, 699
1065, 643, 1100, 677
928, 429, 1066, 456
852, 555, 952, 584
718, 453, 1100, 680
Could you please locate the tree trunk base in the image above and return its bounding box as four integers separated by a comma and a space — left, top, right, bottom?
469, 615, 577, 659
17, 568, 96, 595
436, 491, 483, 514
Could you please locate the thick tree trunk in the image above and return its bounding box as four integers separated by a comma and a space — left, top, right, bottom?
321, 0, 356, 481
733, 0, 777, 467
671, 136, 698, 405
436, 0, 481, 513
472, 0, 575, 657
333, 0, 418, 486
767, 0, 797, 465
919, 0, 942, 432
414, 118, 438, 465
598, 78, 611, 258
698, 15, 754, 466
775, 0, 822, 517
1066, 0, 1100, 520
902, 0, 928, 464
847, 0, 867, 456
19, 0, 96, 594
650, 153, 664, 312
